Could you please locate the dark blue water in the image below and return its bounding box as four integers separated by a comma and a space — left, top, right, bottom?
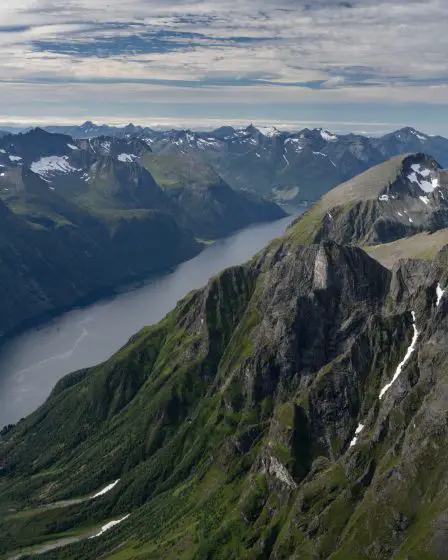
0, 213, 300, 426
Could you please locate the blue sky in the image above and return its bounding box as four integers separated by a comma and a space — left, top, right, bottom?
1, 0, 448, 134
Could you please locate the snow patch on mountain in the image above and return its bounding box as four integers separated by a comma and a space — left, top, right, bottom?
256, 126, 280, 138
379, 311, 419, 399
320, 130, 338, 141
285, 138, 303, 153
67, 143, 78, 150
410, 130, 427, 141
117, 153, 137, 162
197, 138, 220, 149
408, 164, 439, 193
9, 155, 22, 162
350, 423, 364, 447
31, 156, 80, 177
436, 284, 445, 307
90, 514, 130, 539
91, 479, 120, 499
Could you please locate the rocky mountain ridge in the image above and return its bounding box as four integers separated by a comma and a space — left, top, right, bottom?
37, 123, 448, 203
287, 153, 448, 246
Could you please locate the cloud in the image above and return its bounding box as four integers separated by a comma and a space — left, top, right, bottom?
1, 0, 448, 128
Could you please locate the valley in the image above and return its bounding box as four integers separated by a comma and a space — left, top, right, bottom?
0, 212, 298, 428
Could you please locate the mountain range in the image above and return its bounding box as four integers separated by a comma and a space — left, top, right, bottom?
0, 128, 284, 336
40, 123, 448, 204
0, 152, 447, 559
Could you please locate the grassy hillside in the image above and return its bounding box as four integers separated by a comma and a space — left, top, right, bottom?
0, 168, 201, 336
366, 228, 448, 268
140, 153, 221, 189
141, 152, 285, 239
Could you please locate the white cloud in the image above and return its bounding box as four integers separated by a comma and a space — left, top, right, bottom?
1, 1, 448, 125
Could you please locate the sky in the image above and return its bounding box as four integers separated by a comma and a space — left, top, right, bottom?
1, 0, 448, 134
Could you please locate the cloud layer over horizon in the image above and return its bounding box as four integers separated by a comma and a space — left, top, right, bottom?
1, 0, 448, 133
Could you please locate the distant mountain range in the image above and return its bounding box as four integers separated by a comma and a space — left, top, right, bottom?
44, 121, 150, 139
40, 123, 448, 203
0, 128, 283, 335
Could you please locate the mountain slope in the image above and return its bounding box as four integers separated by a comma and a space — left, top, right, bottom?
44, 122, 149, 139
0, 128, 285, 240
372, 127, 448, 167
0, 217, 447, 559
0, 166, 201, 336
365, 228, 448, 269
287, 153, 448, 246
141, 152, 285, 238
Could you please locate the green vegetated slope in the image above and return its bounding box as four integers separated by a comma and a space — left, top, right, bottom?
365, 228, 448, 269
1, 187, 447, 560
70, 156, 176, 213
0, 166, 201, 335
141, 153, 286, 239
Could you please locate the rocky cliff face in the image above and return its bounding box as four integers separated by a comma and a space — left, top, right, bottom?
288, 153, 448, 246
0, 223, 446, 559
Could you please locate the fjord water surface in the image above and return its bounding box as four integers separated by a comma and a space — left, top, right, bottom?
0, 211, 300, 427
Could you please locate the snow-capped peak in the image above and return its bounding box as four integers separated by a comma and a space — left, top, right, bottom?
256, 126, 281, 138
81, 121, 97, 132
410, 129, 428, 141
320, 129, 338, 142
186, 131, 196, 144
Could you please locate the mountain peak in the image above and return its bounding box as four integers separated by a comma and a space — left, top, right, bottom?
318, 128, 338, 141
392, 126, 428, 141
288, 153, 448, 246
255, 125, 281, 138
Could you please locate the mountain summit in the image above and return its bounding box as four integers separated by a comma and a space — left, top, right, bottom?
289, 153, 448, 246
